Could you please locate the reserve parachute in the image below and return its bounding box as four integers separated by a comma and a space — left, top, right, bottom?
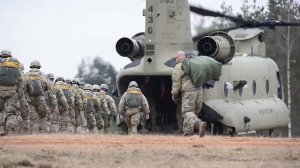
183, 56, 222, 87
0, 58, 21, 86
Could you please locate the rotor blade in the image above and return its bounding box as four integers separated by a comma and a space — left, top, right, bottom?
190, 5, 244, 23
192, 26, 239, 42
239, 20, 300, 29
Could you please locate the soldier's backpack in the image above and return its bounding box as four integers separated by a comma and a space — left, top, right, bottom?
182, 56, 222, 87
0, 58, 21, 86
28, 71, 44, 96
125, 88, 142, 107
61, 83, 71, 101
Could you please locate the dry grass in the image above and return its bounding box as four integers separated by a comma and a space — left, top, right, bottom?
0, 134, 299, 168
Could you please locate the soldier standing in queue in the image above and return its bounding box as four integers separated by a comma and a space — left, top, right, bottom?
0, 50, 23, 135
100, 84, 117, 133
71, 78, 86, 133
171, 51, 207, 137
92, 85, 110, 134
27, 61, 55, 134
118, 81, 150, 135
62, 79, 76, 133
19, 63, 32, 134
83, 84, 98, 133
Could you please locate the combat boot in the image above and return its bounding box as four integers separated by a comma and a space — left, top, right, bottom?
0, 126, 5, 136
199, 121, 207, 137
141, 125, 149, 134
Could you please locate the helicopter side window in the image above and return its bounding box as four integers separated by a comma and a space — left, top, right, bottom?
252, 80, 256, 96
266, 79, 270, 95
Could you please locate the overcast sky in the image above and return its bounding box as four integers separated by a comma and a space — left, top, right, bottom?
0, 0, 268, 79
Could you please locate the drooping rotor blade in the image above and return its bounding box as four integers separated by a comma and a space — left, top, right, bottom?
240, 20, 300, 29
192, 26, 239, 42
190, 5, 244, 23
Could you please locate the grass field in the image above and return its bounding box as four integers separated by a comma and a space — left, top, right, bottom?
0, 134, 299, 168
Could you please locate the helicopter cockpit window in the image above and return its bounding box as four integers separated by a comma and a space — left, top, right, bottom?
252, 80, 257, 96
266, 80, 270, 95
277, 72, 283, 99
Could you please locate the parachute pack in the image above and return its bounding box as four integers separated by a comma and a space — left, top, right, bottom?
182, 56, 222, 88
28, 72, 44, 96
0, 58, 20, 86
125, 88, 142, 107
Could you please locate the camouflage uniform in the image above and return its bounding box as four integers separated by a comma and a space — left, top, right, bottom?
119, 87, 150, 135
61, 82, 76, 133
28, 68, 54, 134
94, 91, 109, 133
171, 61, 204, 136
103, 94, 117, 133
44, 82, 59, 133
52, 82, 69, 132
84, 89, 98, 133
0, 56, 23, 135
71, 84, 86, 133
19, 70, 32, 134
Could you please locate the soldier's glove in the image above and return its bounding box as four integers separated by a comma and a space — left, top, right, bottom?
172, 95, 179, 104
203, 80, 216, 89
144, 113, 150, 120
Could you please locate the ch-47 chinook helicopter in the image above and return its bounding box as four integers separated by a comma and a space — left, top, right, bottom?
115, 0, 300, 135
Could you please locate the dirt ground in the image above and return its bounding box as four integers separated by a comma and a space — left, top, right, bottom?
0, 134, 299, 168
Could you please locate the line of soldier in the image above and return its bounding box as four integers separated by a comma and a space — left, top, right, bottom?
0, 50, 118, 135
0, 50, 206, 137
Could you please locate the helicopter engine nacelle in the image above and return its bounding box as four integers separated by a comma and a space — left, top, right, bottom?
116, 33, 145, 60
197, 31, 235, 64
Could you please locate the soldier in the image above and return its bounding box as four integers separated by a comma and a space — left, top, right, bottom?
83, 84, 98, 133
100, 84, 117, 133
27, 61, 55, 134
18, 63, 33, 134
119, 81, 150, 135
171, 51, 207, 137
92, 84, 110, 133
71, 78, 86, 133
62, 79, 76, 133
48, 75, 70, 132
0, 50, 23, 135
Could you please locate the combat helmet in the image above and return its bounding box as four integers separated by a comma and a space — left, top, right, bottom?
84, 84, 93, 91
72, 78, 80, 85
47, 73, 55, 81
79, 81, 86, 89
30, 61, 41, 69
0, 50, 12, 58
92, 84, 100, 92
55, 76, 65, 82
100, 84, 109, 92
128, 81, 138, 88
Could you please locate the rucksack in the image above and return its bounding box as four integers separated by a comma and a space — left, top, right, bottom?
28, 72, 44, 96
0, 58, 20, 86
182, 56, 222, 87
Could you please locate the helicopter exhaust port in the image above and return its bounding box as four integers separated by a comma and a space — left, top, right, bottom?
116, 33, 145, 60
198, 31, 235, 64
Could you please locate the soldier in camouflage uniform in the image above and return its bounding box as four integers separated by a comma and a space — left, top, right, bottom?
119, 81, 150, 135
71, 78, 86, 133
171, 51, 207, 137
27, 61, 55, 134
99, 84, 117, 133
48, 75, 70, 132
92, 85, 110, 133
0, 50, 23, 135
19, 63, 32, 134
83, 84, 98, 133
63, 79, 76, 133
